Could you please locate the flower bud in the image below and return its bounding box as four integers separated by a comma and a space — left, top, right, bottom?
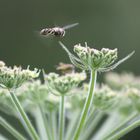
59, 42, 134, 72
0, 62, 40, 89
45, 72, 86, 96
74, 44, 118, 70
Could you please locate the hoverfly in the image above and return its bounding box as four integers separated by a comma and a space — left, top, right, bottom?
40, 23, 79, 38
56, 62, 75, 74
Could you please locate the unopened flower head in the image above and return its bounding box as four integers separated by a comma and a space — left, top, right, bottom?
74, 44, 117, 70
45, 72, 86, 96
0, 63, 40, 89
59, 42, 134, 72
93, 85, 118, 111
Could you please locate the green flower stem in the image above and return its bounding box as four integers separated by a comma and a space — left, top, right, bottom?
59, 95, 65, 140
33, 107, 48, 140
65, 110, 81, 140
50, 111, 57, 140
107, 115, 140, 140
84, 107, 97, 129
80, 112, 103, 140
9, 90, 39, 140
38, 104, 52, 140
0, 116, 26, 140
92, 113, 120, 140
52, 111, 58, 140
73, 70, 97, 140
104, 113, 138, 140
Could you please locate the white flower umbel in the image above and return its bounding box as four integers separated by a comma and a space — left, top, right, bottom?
0, 64, 39, 89
0, 61, 40, 140
45, 71, 86, 140
59, 42, 134, 72
45, 72, 86, 96
59, 42, 134, 140
104, 88, 140, 140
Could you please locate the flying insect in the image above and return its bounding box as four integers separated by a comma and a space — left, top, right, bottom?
56, 62, 75, 74
40, 23, 79, 37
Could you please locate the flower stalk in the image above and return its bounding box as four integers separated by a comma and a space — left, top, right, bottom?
104, 113, 138, 140
38, 104, 52, 140
0, 116, 26, 140
106, 117, 140, 140
9, 90, 39, 140
73, 70, 97, 140
59, 95, 65, 140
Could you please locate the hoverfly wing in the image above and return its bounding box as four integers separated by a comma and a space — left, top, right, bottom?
62, 23, 79, 30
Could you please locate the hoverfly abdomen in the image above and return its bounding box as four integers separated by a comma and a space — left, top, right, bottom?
40, 29, 47, 35
40, 28, 54, 36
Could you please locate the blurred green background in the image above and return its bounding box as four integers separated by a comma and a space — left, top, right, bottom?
0, 0, 140, 139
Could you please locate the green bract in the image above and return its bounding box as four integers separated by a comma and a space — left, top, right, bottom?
0, 62, 40, 89
59, 42, 134, 72
45, 72, 86, 96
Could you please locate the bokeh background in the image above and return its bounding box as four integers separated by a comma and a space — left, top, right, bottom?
0, 0, 140, 139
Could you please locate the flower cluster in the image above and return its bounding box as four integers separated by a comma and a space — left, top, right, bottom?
74, 44, 117, 70
45, 72, 86, 96
0, 39, 135, 140
0, 62, 40, 89
104, 72, 140, 116
59, 42, 134, 72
